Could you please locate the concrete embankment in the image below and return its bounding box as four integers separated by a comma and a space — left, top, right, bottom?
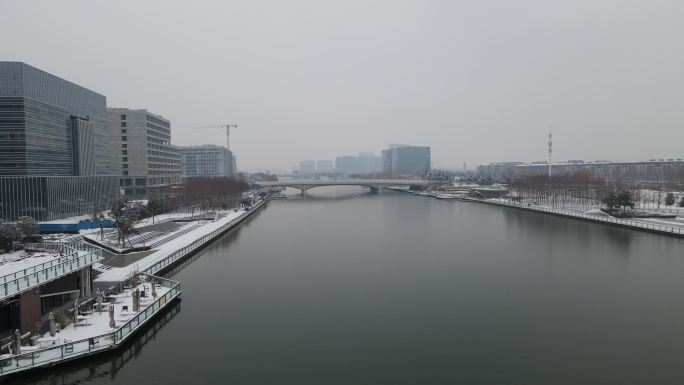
468, 198, 684, 239
95, 198, 269, 286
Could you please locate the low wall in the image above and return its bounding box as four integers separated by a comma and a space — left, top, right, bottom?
471, 198, 684, 239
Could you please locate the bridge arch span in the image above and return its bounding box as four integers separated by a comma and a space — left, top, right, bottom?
256, 179, 431, 195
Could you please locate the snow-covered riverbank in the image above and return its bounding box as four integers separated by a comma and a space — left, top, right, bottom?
94, 198, 268, 283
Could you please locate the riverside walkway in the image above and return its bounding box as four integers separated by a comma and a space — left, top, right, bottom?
473, 198, 684, 238
0, 273, 180, 377
0, 194, 270, 378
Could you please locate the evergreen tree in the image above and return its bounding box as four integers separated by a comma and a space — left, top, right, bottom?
0, 223, 21, 251
602, 191, 619, 211
617, 190, 635, 213
146, 193, 164, 224
110, 197, 139, 247
16, 216, 38, 238
665, 193, 675, 207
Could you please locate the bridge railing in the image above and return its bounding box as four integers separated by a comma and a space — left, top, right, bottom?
0, 243, 103, 301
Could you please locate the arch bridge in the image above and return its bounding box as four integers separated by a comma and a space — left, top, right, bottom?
255, 179, 431, 194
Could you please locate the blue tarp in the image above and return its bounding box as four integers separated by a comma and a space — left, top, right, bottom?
39, 219, 115, 233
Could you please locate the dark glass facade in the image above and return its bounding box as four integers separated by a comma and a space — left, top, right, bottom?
0, 176, 119, 221
0, 62, 110, 176
0, 62, 118, 221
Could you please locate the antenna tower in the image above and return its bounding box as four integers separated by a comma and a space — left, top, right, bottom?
547, 130, 553, 178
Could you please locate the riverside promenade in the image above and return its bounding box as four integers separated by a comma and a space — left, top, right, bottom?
470, 198, 684, 238
94, 196, 269, 284
0, 273, 180, 377
0, 193, 270, 378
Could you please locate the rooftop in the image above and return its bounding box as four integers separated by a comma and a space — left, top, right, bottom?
0, 243, 103, 301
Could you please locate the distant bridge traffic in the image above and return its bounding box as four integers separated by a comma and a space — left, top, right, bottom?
255, 179, 431, 194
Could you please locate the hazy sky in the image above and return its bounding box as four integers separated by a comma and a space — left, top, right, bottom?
2, 0, 683, 172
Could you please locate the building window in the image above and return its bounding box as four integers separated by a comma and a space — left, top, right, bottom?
122, 136, 127, 141
122, 150, 128, 155
122, 144, 127, 148
121, 114, 127, 120
121, 129, 127, 134
123, 171, 128, 175
121, 122, 127, 127
122, 157, 128, 162
123, 164, 128, 169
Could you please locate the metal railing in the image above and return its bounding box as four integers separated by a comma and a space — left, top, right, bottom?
143, 198, 267, 275
0, 243, 103, 300
0, 273, 180, 376
481, 199, 684, 235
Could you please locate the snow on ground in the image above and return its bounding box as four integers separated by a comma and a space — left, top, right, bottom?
0, 251, 61, 278
583, 209, 612, 217
94, 208, 251, 282
133, 212, 203, 228
30, 283, 171, 349
486, 197, 684, 232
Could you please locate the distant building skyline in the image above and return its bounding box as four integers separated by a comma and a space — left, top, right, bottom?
335, 153, 382, 175
316, 160, 334, 173
299, 160, 316, 174
382, 145, 431, 175
478, 158, 684, 182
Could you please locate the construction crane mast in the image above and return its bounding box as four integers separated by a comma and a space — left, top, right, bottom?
192, 124, 238, 151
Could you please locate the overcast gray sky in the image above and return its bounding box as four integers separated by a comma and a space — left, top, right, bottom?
2, 0, 683, 172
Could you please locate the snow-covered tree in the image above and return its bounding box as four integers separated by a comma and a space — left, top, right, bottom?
16, 216, 38, 238
0, 223, 21, 251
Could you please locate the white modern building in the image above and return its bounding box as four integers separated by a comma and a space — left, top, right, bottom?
108, 108, 182, 197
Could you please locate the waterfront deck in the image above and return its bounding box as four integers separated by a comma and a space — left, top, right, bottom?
0, 273, 180, 377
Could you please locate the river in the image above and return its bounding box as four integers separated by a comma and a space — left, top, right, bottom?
12, 187, 684, 384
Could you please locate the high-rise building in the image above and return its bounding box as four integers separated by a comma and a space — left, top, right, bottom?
335, 153, 382, 174
299, 160, 316, 174
357, 153, 382, 173
179, 145, 236, 178
108, 108, 181, 198
0, 62, 119, 220
0, 62, 111, 176
316, 160, 334, 173
382, 145, 431, 175
335, 156, 360, 174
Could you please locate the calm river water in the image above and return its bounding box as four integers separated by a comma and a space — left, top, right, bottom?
13, 187, 684, 385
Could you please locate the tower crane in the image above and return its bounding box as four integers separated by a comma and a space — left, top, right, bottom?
192, 124, 238, 151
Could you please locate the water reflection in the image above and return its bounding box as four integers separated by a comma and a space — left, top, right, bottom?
499, 204, 635, 250
8, 300, 182, 385
9, 189, 684, 385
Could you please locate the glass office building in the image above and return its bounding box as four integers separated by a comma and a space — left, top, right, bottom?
0, 176, 119, 221
179, 145, 236, 179
382, 145, 431, 175
0, 62, 119, 220
0, 62, 111, 176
